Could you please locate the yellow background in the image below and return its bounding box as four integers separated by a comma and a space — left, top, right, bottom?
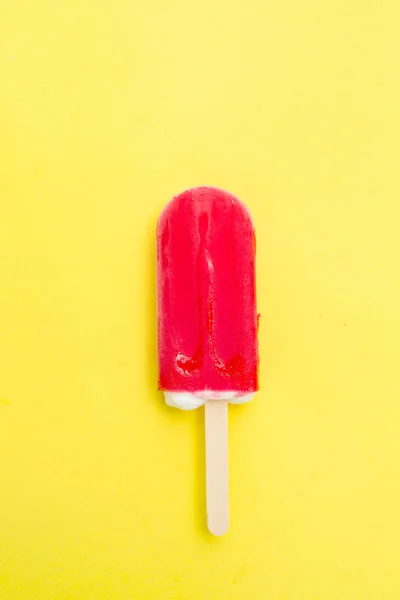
1, 0, 400, 598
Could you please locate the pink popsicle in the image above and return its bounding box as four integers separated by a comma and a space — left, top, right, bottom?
157, 186, 258, 395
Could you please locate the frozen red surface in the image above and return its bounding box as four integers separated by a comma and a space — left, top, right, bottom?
157, 187, 258, 392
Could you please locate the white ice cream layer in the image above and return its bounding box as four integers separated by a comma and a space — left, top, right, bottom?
164, 390, 255, 410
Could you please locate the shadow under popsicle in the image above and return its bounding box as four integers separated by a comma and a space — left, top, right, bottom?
144, 218, 161, 405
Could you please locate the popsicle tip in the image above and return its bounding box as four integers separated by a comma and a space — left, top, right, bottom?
158, 186, 254, 228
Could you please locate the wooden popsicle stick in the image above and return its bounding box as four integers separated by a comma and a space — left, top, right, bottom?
205, 400, 229, 536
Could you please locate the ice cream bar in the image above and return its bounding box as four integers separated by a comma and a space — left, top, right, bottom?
156, 186, 259, 535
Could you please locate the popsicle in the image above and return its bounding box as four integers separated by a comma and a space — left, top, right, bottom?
157, 186, 259, 535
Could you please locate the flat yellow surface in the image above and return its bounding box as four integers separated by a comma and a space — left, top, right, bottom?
1, 1, 400, 598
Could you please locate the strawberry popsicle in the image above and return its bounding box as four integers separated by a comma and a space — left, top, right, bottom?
157, 186, 258, 408
156, 186, 259, 534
